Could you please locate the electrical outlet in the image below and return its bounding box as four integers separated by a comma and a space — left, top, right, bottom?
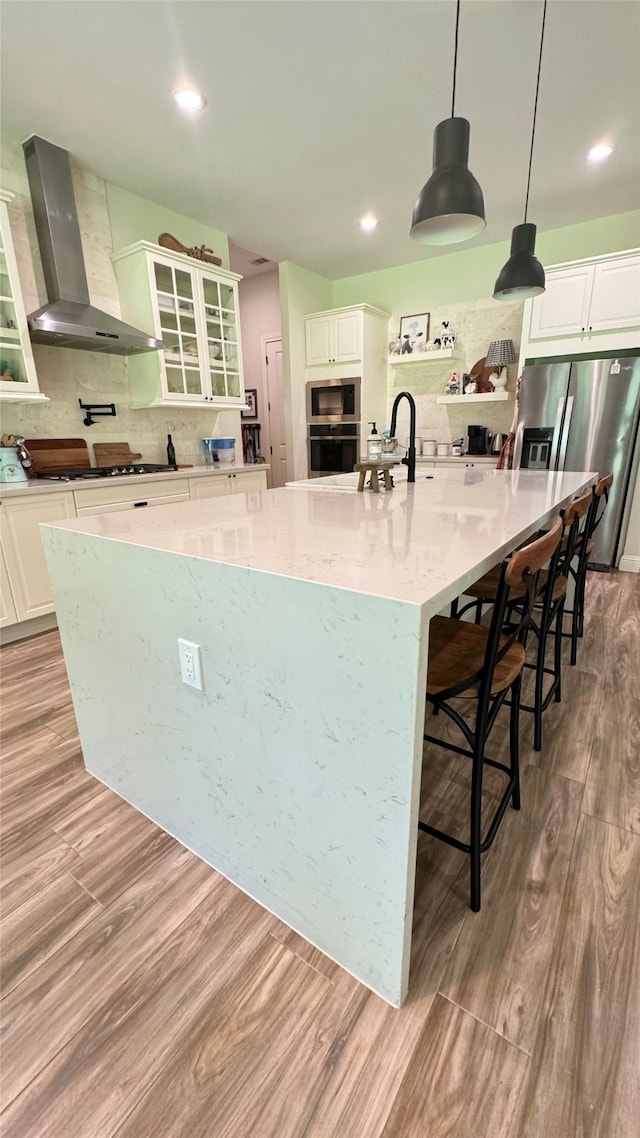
178, 638, 203, 690
185, 441, 195, 455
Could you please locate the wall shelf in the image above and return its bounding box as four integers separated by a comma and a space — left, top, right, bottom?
436, 390, 512, 405
388, 347, 463, 364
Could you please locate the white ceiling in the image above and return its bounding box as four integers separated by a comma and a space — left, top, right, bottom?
1, 1, 638, 279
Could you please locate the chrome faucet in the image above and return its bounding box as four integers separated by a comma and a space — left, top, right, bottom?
389, 391, 417, 483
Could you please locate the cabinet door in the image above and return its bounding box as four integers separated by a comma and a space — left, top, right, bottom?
0, 197, 43, 399
150, 256, 207, 401
189, 476, 231, 500
200, 273, 244, 403
0, 543, 18, 627
588, 256, 640, 331
529, 265, 595, 339
333, 311, 362, 362
1, 492, 75, 621
230, 470, 268, 493
305, 316, 332, 366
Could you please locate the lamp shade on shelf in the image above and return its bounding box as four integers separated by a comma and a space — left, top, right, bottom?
493, 223, 546, 301
485, 340, 517, 369
410, 118, 486, 246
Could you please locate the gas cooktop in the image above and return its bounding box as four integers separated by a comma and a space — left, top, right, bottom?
37, 463, 178, 482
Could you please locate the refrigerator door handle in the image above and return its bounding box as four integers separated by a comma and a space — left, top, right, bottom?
556, 395, 574, 471
549, 397, 566, 471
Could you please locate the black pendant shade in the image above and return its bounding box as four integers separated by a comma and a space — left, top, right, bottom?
493, 223, 545, 300
411, 117, 486, 245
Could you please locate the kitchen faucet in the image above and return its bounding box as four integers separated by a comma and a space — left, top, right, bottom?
389, 391, 417, 483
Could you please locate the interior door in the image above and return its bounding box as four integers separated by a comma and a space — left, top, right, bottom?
264, 338, 288, 487
564, 357, 640, 566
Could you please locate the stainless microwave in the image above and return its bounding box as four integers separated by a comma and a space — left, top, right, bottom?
306, 377, 361, 424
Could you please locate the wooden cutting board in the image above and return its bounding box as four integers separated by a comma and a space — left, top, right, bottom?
93, 443, 142, 467
26, 438, 91, 474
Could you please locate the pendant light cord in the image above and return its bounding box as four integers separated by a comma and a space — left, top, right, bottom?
524, 0, 547, 222
451, 0, 461, 117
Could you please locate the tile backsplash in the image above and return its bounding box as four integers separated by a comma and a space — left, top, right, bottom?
0, 142, 241, 464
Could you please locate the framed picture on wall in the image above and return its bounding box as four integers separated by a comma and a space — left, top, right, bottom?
242, 389, 258, 419
399, 312, 430, 350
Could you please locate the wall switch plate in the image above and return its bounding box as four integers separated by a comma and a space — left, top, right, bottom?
178, 638, 204, 690
185, 441, 195, 455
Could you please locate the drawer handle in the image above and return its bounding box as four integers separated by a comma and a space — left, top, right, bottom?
134, 501, 149, 508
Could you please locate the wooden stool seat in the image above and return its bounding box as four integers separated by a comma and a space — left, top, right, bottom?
427, 615, 525, 696
464, 564, 566, 603
354, 461, 396, 492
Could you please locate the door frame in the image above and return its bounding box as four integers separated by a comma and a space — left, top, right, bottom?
260, 334, 287, 487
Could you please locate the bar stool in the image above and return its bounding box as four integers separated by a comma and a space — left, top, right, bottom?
420, 518, 563, 911
562, 472, 613, 665
450, 492, 592, 751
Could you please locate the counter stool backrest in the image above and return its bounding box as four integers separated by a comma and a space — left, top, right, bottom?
588, 472, 614, 540
562, 489, 594, 567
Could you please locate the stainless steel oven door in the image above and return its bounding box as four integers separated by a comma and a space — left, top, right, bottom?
306, 377, 361, 424
308, 425, 359, 477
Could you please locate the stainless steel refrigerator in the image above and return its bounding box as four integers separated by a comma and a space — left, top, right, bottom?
513, 352, 640, 568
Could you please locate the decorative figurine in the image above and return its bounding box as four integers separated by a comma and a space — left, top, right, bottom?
401, 335, 413, 354
413, 332, 425, 352
440, 320, 456, 348
492, 367, 509, 390
388, 337, 402, 355
444, 372, 460, 395
464, 378, 477, 395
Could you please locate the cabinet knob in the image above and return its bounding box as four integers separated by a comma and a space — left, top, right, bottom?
581, 327, 585, 332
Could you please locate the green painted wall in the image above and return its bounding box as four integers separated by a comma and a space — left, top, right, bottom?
332, 210, 640, 312
279, 260, 333, 480
106, 182, 229, 267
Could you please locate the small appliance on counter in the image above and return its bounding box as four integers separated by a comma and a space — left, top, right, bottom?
451, 438, 465, 456
0, 435, 31, 483
467, 424, 489, 455
202, 437, 235, 465
489, 431, 508, 454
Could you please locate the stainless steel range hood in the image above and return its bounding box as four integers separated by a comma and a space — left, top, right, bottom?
23, 136, 162, 355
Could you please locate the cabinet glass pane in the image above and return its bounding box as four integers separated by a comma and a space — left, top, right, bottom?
211, 371, 226, 397
175, 270, 193, 300
205, 314, 222, 339
0, 298, 19, 340
208, 341, 224, 367
202, 278, 220, 308
219, 282, 235, 310
185, 370, 203, 395
0, 266, 12, 300
182, 338, 199, 366
166, 367, 185, 394
0, 347, 28, 383
223, 342, 238, 369
154, 263, 173, 295
177, 312, 197, 337
227, 372, 241, 398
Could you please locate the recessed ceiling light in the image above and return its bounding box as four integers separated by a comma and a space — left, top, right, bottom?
359, 215, 378, 233
173, 87, 207, 112
587, 142, 615, 164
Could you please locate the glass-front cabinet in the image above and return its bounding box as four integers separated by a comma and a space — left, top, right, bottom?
0, 190, 48, 404
112, 241, 245, 410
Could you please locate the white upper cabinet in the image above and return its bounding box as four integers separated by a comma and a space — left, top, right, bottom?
112, 242, 245, 410
588, 255, 640, 331
305, 308, 362, 366
521, 250, 640, 363
0, 191, 48, 404
529, 264, 594, 339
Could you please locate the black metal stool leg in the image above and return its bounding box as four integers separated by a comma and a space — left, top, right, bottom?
510, 676, 522, 811
554, 602, 564, 703
469, 721, 487, 913
533, 626, 545, 752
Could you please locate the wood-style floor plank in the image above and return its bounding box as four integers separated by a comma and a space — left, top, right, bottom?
380, 994, 529, 1138
1, 872, 102, 997
582, 573, 640, 834
438, 766, 584, 1054
512, 814, 640, 1138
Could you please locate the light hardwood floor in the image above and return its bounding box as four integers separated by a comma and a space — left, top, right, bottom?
1, 571, 639, 1137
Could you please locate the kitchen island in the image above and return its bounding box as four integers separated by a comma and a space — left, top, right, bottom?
41, 468, 595, 1006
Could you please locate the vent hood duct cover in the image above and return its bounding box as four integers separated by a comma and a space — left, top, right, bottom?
23, 136, 162, 355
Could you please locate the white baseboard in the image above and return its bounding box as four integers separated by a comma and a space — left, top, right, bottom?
619, 555, 640, 573
0, 612, 58, 644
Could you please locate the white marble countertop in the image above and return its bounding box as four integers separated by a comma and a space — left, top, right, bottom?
43, 468, 596, 608
0, 463, 268, 499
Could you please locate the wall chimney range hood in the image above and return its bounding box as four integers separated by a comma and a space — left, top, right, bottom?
23, 136, 162, 355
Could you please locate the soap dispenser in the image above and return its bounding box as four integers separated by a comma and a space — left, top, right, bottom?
367, 422, 382, 459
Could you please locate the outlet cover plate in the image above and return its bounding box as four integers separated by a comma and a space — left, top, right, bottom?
178, 638, 203, 690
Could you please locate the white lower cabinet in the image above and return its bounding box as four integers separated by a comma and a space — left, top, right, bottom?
76, 491, 190, 517
0, 544, 18, 627
189, 470, 267, 499
1, 492, 75, 622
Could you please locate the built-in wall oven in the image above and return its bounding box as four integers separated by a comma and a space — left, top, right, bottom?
308, 424, 360, 478
306, 377, 360, 425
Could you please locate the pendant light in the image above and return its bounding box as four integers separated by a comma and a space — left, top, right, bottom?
494, 1, 547, 300
410, 0, 486, 245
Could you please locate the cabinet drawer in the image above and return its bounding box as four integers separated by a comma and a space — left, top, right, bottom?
76, 491, 190, 517
74, 478, 189, 509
